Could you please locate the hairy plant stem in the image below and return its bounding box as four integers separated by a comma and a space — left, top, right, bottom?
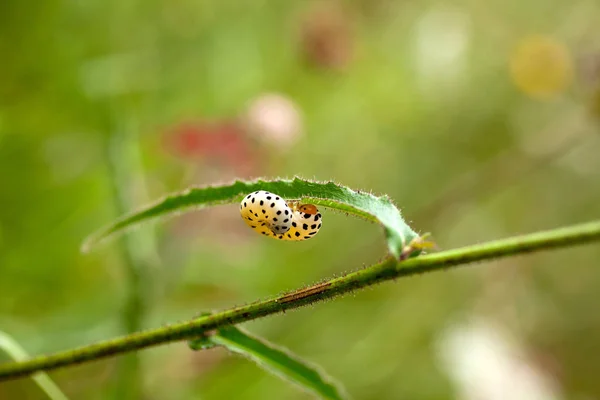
1, 220, 600, 381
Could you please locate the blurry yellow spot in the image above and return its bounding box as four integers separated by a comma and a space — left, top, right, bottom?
509, 35, 573, 100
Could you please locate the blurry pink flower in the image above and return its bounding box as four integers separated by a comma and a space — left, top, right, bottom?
164, 120, 258, 174
244, 93, 303, 150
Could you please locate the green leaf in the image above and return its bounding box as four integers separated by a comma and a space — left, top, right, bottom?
83, 177, 421, 258
0, 331, 70, 400
189, 326, 348, 400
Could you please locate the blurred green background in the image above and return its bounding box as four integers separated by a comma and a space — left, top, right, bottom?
2, 0, 600, 399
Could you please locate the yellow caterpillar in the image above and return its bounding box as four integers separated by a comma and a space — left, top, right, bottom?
239, 191, 322, 241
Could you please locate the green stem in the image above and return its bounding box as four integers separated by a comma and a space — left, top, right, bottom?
0, 331, 69, 399
1, 220, 600, 381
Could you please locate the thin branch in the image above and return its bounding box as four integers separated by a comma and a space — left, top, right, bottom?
0, 331, 69, 399
1, 220, 600, 382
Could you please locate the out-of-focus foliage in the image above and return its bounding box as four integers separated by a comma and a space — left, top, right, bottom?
1, 0, 600, 399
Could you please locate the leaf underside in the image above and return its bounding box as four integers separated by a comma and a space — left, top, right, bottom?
189, 326, 348, 400
83, 177, 420, 258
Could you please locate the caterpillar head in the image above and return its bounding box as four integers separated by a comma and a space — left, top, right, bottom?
298, 204, 319, 215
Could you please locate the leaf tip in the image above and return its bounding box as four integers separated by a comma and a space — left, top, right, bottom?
80, 236, 95, 254
80, 227, 113, 254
